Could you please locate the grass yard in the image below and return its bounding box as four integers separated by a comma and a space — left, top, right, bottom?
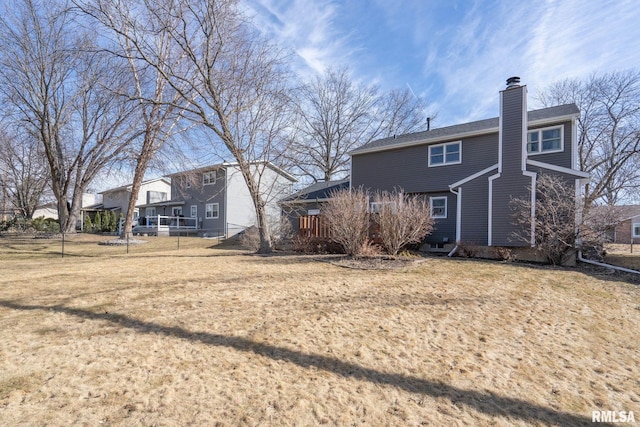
0, 234, 639, 426
605, 243, 640, 272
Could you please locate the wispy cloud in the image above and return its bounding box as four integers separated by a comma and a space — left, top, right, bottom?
419, 0, 640, 125
244, 0, 355, 76
244, 0, 640, 127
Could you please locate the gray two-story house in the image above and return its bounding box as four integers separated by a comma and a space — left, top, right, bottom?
350, 78, 589, 252
138, 161, 296, 237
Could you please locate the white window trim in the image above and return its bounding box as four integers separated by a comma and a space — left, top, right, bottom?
428, 141, 462, 167
172, 207, 182, 216
527, 125, 564, 155
203, 171, 216, 186
190, 205, 197, 218
369, 201, 397, 214
633, 223, 640, 238
146, 207, 156, 217
205, 203, 219, 219
430, 196, 447, 219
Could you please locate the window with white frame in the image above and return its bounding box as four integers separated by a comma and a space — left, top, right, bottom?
430, 196, 447, 218
203, 171, 216, 185
633, 223, 640, 238
429, 141, 461, 166
190, 205, 197, 218
205, 203, 219, 219
184, 176, 191, 188
369, 201, 397, 214
146, 207, 156, 217
527, 126, 563, 154
172, 207, 182, 216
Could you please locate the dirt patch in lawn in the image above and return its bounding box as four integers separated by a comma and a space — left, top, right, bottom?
319, 254, 428, 270
0, 235, 639, 426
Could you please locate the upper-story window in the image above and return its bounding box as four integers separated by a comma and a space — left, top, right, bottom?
203, 171, 216, 185
527, 126, 563, 154
429, 141, 461, 167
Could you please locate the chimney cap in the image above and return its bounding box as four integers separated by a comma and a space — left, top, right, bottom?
506, 76, 521, 88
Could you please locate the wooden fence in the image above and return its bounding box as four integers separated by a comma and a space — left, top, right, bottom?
298, 215, 330, 238
297, 215, 381, 243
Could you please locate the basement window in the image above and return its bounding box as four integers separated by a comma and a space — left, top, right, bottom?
527, 126, 563, 154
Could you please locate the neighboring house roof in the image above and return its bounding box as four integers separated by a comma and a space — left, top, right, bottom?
137, 200, 185, 209
350, 104, 580, 155
281, 179, 349, 203
99, 177, 171, 195
167, 161, 297, 183
591, 205, 640, 224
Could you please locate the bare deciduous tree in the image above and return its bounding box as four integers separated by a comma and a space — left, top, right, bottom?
537, 70, 640, 206
323, 187, 370, 257
0, 128, 50, 219
93, 0, 293, 253
372, 190, 434, 255
288, 67, 432, 182
511, 174, 578, 265
77, 0, 191, 239
0, 0, 139, 232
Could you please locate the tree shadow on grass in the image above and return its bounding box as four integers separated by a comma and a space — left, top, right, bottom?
0, 300, 609, 427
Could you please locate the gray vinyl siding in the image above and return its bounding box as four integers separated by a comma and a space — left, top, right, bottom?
172, 168, 227, 233
491, 175, 532, 246
351, 133, 498, 193
501, 87, 525, 176
459, 174, 491, 245
490, 86, 530, 247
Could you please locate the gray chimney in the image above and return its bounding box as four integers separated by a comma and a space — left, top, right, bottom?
506, 76, 521, 89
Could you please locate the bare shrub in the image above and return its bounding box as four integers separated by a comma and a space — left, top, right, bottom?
457, 241, 479, 258
269, 215, 295, 250
511, 174, 577, 265
359, 239, 383, 257
492, 247, 515, 262
323, 187, 370, 256
239, 226, 260, 251
372, 190, 434, 255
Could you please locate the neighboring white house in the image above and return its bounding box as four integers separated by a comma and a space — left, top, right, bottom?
33, 193, 98, 220
82, 178, 171, 231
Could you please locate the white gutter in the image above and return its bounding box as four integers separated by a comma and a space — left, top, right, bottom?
577, 251, 640, 275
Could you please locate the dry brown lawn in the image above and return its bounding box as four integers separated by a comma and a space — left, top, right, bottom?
1, 234, 639, 426
605, 243, 640, 272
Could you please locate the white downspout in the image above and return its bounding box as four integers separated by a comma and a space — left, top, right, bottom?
448, 186, 460, 257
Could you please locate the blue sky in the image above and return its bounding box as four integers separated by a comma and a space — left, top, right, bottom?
244, 0, 640, 127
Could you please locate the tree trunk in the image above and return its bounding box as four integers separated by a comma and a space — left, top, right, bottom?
120, 151, 150, 240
